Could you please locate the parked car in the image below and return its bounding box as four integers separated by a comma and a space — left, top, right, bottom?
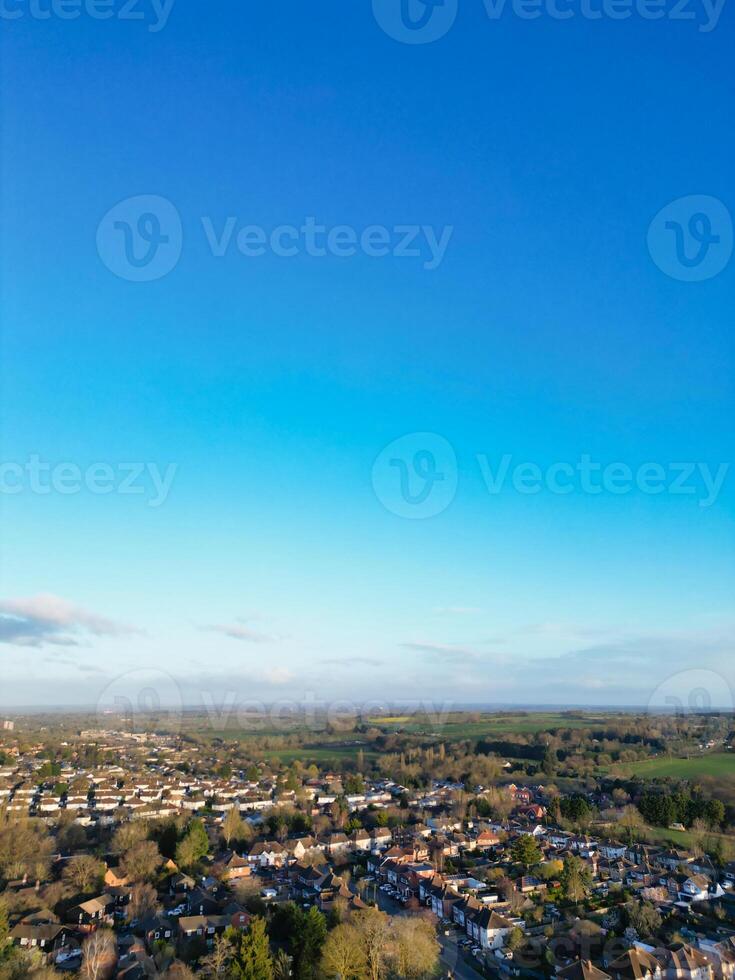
55, 951, 81, 966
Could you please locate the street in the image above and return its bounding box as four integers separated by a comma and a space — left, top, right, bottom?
368, 885, 487, 980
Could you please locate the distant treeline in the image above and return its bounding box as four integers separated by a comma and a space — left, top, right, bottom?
476, 740, 547, 761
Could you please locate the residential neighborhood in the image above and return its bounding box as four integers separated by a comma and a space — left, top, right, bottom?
2, 717, 735, 980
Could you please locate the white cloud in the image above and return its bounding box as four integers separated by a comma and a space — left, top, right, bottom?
0, 594, 137, 648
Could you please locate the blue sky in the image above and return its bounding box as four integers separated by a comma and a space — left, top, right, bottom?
0, 0, 733, 710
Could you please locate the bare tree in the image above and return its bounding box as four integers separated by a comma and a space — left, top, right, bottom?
63, 855, 105, 894
390, 916, 440, 979
200, 934, 234, 979
82, 929, 117, 980
222, 808, 245, 848
273, 949, 293, 980
165, 963, 197, 980
128, 882, 160, 922
120, 840, 161, 882
111, 822, 148, 855
321, 922, 366, 980
351, 908, 391, 980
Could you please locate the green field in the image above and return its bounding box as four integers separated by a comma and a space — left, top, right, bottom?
614, 752, 735, 780
368, 712, 612, 738
639, 824, 735, 851
259, 745, 379, 765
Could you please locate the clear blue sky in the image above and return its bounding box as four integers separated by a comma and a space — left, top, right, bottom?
0, 0, 733, 710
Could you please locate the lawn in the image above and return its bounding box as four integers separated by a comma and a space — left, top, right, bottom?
614, 752, 735, 780
640, 824, 735, 851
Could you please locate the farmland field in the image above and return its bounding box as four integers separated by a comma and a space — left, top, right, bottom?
367, 712, 615, 738
614, 752, 735, 780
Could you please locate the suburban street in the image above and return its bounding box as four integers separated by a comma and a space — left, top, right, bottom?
369, 885, 487, 980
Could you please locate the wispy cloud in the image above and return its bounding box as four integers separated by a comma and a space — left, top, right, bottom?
0, 594, 137, 648
319, 656, 384, 667
199, 620, 280, 643
399, 626, 735, 704
401, 641, 481, 664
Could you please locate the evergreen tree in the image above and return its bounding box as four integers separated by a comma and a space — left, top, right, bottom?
560, 855, 592, 903
542, 747, 557, 776
176, 818, 210, 869
510, 834, 542, 868
233, 918, 273, 980
293, 907, 327, 980
0, 898, 12, 959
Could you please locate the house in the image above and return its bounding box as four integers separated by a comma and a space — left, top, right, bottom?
509, 785, 533, 805
476, 830, 501, 849
221, 906, 251, 932
468, 908, 515, 950
370, 827, 392, 850
169, 872, 196, 895
220, 852, 251, 881
10, 922, 76, 952
608, 948, 663, 980
557, 961, 613, 980
322, 832, 351, 858
518, 874, 546, 894
351, 829, 371, 851
519, 804, 547, 822
248, 841, 287, 868
142, 915, 175, 948
698, 938, 735, 980
70, 894, 115, 925
286, 836, 320, 861
116, 946, 155, 980
656, 943, 712, 980
105, 866, 130, 888
177, 914, 231, 945
426, 880, 461, 920
656, 850, 692, 872
679, 875, 724, 903
452, 894, 484, 929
